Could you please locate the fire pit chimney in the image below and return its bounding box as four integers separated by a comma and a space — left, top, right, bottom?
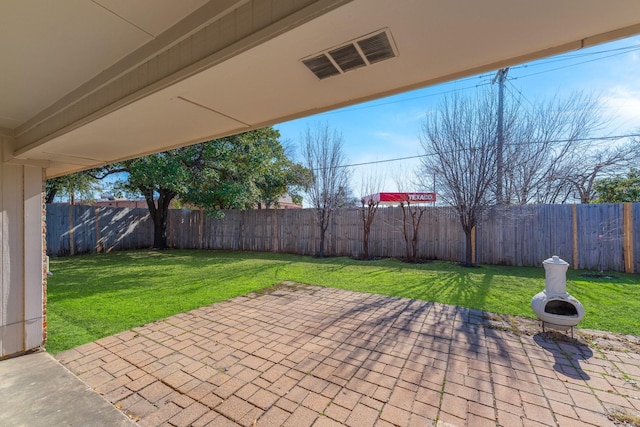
544, 255, 569, 297
531, 255, 584, 333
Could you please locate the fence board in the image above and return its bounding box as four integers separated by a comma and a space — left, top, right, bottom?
576, 204, 625, 272
46, 204, 71, 256
634, 204, 640, 273
45, 203, 639, 273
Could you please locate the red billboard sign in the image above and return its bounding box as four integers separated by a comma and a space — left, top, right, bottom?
362, 192, 436, 204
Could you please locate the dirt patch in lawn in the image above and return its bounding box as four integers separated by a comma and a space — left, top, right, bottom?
482, 312, 640, 354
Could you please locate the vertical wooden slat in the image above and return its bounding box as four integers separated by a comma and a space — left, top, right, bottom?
572, 204, 578, 270
272, 210, 278, 252
95, 207, 100, 252
623, 202, 634, 273
634, 204, 640, 273
167, 209, 172, 248
199, 209, 204, 250
471, 225, 476, 264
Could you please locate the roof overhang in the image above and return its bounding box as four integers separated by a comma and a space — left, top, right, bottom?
2, 0, 640, 178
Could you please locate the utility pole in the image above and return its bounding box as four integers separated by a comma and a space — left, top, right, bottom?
493, 67, 508, 205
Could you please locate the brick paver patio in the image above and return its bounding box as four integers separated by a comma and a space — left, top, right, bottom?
56, 282, 640, 426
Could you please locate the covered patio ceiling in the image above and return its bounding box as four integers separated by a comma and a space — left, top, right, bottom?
2, 0, 640, 178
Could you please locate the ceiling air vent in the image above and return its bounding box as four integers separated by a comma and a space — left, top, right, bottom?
328, 44, 366, 72
302, 55, 340, 79
357, 31, 395, 64
302, 29, 397, 80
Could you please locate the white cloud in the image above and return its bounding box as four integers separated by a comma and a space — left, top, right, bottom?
602, 86, 640, 133
369, 130, 421, 151
390, 109, 428, 125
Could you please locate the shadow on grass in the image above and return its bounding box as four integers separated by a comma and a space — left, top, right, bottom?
48, 250, 282, 300
389, 268, 495, 314
48, 249, 640, 336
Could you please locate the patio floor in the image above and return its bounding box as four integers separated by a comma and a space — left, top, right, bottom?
55, 282, 640, 427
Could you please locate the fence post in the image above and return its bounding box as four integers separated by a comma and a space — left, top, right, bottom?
272, 210, 278, 253
199, 209, 204, 249
68, 204, 75, 256
572, 204, 579, 270
623, 202, 635, 273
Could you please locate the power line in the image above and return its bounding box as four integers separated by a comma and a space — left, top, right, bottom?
511, 47, 640, 81
304, 39, 640, 173
310, 41, 640, 116
505, 81, 535, 110
511, 44, 640, 70
331, 154, 427, 169
493, 68, 509, 204
322, 132, 640, 171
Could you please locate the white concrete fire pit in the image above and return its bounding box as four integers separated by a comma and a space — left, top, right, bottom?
531, 255, 584, 333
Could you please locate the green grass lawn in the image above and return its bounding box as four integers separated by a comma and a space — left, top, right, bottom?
46, 250, 640, 354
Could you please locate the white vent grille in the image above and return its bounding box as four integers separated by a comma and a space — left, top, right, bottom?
302, 29, 397, 80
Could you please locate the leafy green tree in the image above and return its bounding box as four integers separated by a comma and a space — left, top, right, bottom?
97, 127, 307, 249
45, 171, 100, 204
178, 128, 308, 210
594, 169, 640, 203
256, 162, 310, 208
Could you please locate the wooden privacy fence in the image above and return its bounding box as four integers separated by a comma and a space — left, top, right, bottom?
46, 204, 154, 256
46, 203, 639, 273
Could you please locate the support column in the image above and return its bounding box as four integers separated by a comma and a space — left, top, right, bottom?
0, 136, 45, 358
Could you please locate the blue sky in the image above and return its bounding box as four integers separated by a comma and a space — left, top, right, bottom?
275, 34, 640, 196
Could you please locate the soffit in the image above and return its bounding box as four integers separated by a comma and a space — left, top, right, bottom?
2, 0, 640, 177
0, 0, 208, 129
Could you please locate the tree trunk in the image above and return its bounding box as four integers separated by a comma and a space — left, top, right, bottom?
361, 207, 370, 259
363, 226, 370, 259
411, 208, 426, 263
401, 203, 411, 260
143, 188, 175, 250
463, 228, 473, 266
45, 188, 57, 204
152, 209, 168, 249
411, 229, 419, 263
316, 207, 332, 258
361, 201, 378, 260
318, 226, 326, 258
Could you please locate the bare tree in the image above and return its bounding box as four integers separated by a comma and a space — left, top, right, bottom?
399, 199, 427, 263
502, 92, 611, 204
419, 91, 498, 266
561, 138, 639, 203
395, 171, 428, 263
359, 170, 385, 260
302, 123, 352, 257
